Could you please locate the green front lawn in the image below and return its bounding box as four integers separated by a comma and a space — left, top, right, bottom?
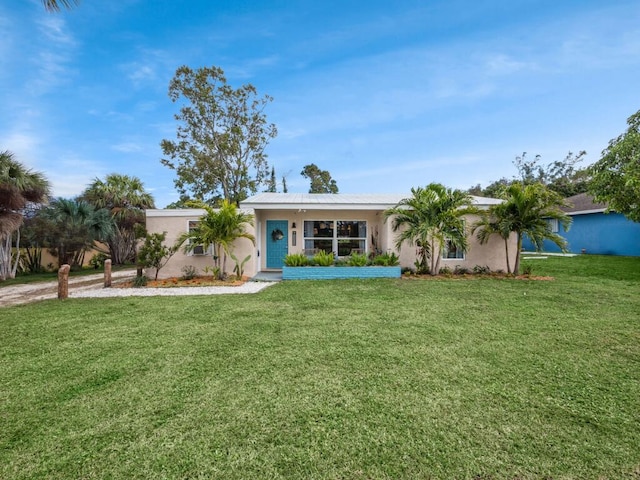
1, 256, 639, 479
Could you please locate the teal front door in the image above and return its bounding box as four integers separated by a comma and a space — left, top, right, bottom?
266, 220, 288, 268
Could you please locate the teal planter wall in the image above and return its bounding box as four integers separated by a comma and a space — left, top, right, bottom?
282, 266, 401, 280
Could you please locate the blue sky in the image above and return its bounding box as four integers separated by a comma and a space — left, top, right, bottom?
2, 0, 639, 207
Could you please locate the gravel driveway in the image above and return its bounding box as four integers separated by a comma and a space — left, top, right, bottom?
0, 270, 275, 308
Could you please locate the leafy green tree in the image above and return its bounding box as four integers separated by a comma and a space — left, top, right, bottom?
301, 163, 339, 193
0, 151, 50, 280
178, 200, 254, 279
589, 109, 640, 222
384, 183, 477, 275
81, 173, 155, 265
474, 182, 571, 275
137, 232, 179, 281
468, 177, 512, 198
161, 65, 277, 206
18, 206, 51, 274
38, 198, 113, 270
468, 151, 589, 198
165, 197, 208, 209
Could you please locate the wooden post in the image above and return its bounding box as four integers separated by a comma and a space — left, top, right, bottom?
58, 264, 70, 300
104, 259, 112, 288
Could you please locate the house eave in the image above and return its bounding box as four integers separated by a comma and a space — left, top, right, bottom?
146, 208, 253, 218
568, 208, 607, 216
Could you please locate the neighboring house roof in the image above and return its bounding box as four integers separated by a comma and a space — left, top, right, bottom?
562, 193, 607, 215
240, 193, 502, 211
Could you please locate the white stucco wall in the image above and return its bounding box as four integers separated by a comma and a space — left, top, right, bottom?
145, 209, 257, 279
146, 208, 517, 278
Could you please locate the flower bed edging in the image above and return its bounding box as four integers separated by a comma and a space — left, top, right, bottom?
282, 266, 401, 280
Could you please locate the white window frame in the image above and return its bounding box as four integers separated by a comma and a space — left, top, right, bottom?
186, 220, 213, 256
442, 239, 465, 260
303, 220, 367, 257
547, 218, 559, 233
441, 222, 466, 260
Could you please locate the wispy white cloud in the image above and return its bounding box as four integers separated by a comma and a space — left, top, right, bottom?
118, 48, 175, 89
20, 11, 77, 95
112, 142, 144, 153
36, 15, 76, 45
484, 54, 537, 76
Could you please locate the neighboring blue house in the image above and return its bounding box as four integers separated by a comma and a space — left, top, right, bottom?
522, 193, 640, 256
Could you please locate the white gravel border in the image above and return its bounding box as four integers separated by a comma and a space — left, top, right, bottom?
71, 281, 276, 298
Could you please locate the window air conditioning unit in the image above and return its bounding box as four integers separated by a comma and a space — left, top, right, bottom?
192, 244, 206, 255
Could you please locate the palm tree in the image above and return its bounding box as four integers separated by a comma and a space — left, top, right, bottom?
178, 200, 254, 279
42, 0, 78, 12
384, 183, 477, 275
82, 174, 155, 264
474, 182, 571, 275
472, 201, 515, 274
38, 198, 113, 269
0, 151, 50, 280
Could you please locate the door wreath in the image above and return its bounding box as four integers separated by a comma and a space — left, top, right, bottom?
271, 228, 284, 241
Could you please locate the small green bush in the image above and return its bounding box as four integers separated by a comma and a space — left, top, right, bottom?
473, 265, 491, 275
312, 250, 335, 266
89, 253, 109, 269
371, 252, 400, 266
181, 265, 197, 280
347, 252, 368, 266
454, 266, 469, 275
284, 253, 308, 267
132, 275, 148, 288
439, 266, 452, 275
521, 264, 533, 275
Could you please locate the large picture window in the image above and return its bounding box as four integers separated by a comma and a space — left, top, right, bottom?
303, 220, 366, 256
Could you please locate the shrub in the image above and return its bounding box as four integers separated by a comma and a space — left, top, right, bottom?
89, 252, 109, 269
371, 252, 400, 266
347, 252, 368, 266
312, 250, 335, 266
284, 253, 308, 267
473, 265, 491, 275
521, 264, 533, 275
414, 260, 430, 274
203, 265, 221, 278
181, 265, 197, 280
132, 275, 148, 288
137, 232, 178, 280
453, 266, 469, 275
231, 253, 251, 278
439, 266, 452, 275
